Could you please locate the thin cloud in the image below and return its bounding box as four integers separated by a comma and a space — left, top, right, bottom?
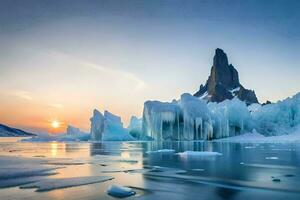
81, 61, 146, 91
44, 50, 146, 91
48, 103, 64, 109
11, 90, 33, 100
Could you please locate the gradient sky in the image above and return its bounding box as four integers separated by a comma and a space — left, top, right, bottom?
0, 0, 299, 133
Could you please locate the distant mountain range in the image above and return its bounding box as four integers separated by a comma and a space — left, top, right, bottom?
194, 48, 259, 105
0, 124, 36, 137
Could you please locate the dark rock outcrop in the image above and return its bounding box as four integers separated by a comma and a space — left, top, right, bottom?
194, 48, 259, 105
0, 124, 36, 137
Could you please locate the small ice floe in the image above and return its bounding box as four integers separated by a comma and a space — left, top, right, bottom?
244, 146, 256, 149
265, 157, 279, 160
177, 151, 222, 157
107, 185, 136, 198
146, 149, 175, 154
21, 176, 113, 192
191, 169, 205, 172
101, 168, 146, 173
150, 166, 187, 174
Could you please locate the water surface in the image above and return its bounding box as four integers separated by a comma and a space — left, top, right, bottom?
0, 139, 300, 200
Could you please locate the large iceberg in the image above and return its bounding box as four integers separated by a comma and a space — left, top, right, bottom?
142, 100, 181, 140
142, 92, 300, 140
90, 109, 134, 141
142, 93, 257, 140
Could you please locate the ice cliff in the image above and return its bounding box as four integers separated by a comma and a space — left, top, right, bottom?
142, 92, 300, 140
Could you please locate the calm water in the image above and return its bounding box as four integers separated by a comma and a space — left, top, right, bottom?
1, 138, 300, 200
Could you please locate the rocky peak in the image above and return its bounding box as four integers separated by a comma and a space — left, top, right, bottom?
194, 48, 259, 105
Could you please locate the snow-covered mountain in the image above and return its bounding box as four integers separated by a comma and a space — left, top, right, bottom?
0, 124, 36, 137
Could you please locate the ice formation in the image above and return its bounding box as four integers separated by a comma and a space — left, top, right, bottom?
90, 109, 134, 141
66, 125, 86, 136
142, 92, 300, 140
142, 93, 252, 140
107, 185, 136, 198
252, 93, 300, 136
127, 116, 143, 139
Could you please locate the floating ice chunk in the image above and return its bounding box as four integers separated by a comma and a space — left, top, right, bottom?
178, 151, 222, 157
146, 149, 175, 154
21, 176, 113, 192
265, 157, 279, 160
107, 185, 136, 198
191, 169, 205, 172
0, 166, 61, 180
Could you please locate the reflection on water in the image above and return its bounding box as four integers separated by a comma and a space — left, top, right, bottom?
51, 142, 58, 157
0, 140, 300, 200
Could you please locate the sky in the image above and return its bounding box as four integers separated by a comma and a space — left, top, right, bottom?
0, 0, 299, 134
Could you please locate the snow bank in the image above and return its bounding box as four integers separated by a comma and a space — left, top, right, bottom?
217, 127, 300, 143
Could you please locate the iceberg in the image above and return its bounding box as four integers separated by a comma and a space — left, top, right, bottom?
66, 125, 87, 136
22, 126, 90, 142
90, 109, 134, 141
142, 100, 181, 140
252, 93, 300, 136
142, 93, 251, 140
127, 116, 143, 139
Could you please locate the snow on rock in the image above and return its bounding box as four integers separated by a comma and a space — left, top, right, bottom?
21, 176, 113, 192
90, 109, 134, 141
177, 151, 222, 157
107, 185, 136, 198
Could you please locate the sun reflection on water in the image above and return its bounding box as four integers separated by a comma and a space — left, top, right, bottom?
51, 142, 58, 157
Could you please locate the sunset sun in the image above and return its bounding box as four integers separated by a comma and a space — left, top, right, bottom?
51, 120, 60, 129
